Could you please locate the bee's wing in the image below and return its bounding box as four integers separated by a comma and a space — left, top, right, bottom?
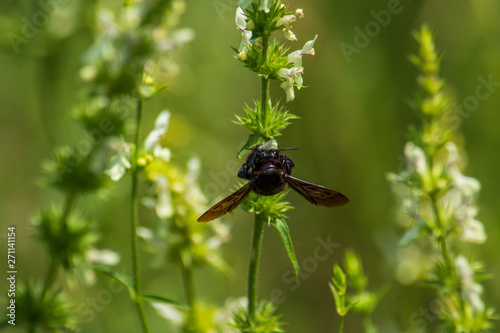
285, 175, 349, 207
197, 181, 254, 222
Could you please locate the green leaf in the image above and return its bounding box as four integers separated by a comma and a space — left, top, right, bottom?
333, 264, 347, 295
92, 265, 136, 300
329, 282, 345, 316
142, 293, 189, 310
271, 217, 299, 277
236, 133, 259, 159
399, 218, 426, 247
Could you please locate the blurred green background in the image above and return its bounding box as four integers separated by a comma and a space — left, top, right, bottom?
1, 0, 499, 332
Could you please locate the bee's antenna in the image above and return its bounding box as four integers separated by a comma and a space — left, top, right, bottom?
279, 148, 298, 151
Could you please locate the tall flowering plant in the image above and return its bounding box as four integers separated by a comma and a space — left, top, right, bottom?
387, 25, 495, 332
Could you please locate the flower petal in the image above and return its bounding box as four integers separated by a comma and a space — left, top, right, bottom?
145, 110, 170, 151
235, 7, 247, 31
301, 34, 318, 55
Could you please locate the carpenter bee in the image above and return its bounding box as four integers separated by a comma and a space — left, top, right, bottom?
197, 145, 349, 222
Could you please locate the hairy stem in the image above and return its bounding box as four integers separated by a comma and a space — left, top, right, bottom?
131, 100, 150, 333
260, 35, 270, 135
247, 214, 265, 320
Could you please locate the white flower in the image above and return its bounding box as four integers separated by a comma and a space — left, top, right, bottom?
455, 256, 484, 312
404, 142, 427, 176
145, 110, 171, 152
300, 34, 318, 55
136, 226, 154, 240
105, 136, 131, 181
284, 27, 297, 41
239, 30, 252, 52
455, 204, 486, 243
449, 168, 480, 197
278, 66, 304, 102
444, 142, 459, 168
258, 0, 271, 13
235, 7, 247, 31
153, 145, 171, 162
155, 175, 173, 219
276, 15, 296, 27
151, 303, 184, 326
86, 248, 120, 266
295, 8, 304, 18
287, 35, 318, 67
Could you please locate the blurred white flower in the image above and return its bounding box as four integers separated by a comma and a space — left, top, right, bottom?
455, 204, 486, 243
105, 136, 131, 181
295, 8, 304, 18
449, 168, 480, 197
155, 175, 173, 219
86, 248, 120, 266
404, 142, 427, 176
156, 28, 195, 53
455, 256, 484, 312
152, 303, 184, 326
145, 110, 171, 152
153, 145, 171, 162
136, 226, 154, 241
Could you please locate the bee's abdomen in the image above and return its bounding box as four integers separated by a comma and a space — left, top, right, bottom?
253, 166, 286, 196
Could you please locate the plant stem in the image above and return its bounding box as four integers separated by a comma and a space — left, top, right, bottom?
362, 315, 377, 333
182, 266, 201, 331
182, 266, 196, 310
131, 99, 150, 333
260, 35, 270, 134
337, 315, 344, 333
247, 214, 265, 321
429, 192, 454, 270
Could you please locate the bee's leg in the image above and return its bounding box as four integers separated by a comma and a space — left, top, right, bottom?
282, 155, 295, 175
237, 163, 251, 179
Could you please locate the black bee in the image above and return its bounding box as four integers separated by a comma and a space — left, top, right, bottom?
197, 145, 349, 222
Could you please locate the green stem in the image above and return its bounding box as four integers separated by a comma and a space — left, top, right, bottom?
131, 100, 150, 333
429, 192, 453, 270
247, 214, 265, 321
362, 315, 377, 333
260, 35, 270, 135
182, 266, 200, 331
337, 315, 344, 333
41, 259, 58, 300
182, 266, 196, 310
